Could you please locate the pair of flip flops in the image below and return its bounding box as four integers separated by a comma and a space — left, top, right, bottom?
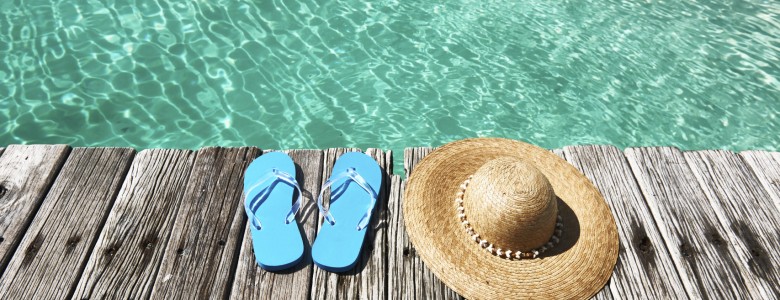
243, 151, 382, 272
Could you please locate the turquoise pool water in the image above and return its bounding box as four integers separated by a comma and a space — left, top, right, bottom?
1, 0, 779, 174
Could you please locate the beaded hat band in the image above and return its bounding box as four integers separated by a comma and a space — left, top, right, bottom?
455, 175, 563, 259
403, 138, 619, 299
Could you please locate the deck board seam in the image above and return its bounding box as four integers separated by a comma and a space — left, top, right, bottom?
624, 147, 702, 297
221, 151, 254, 300
144, 150, 196, 300
618, 148, 688, 295
66, 149, 137, 298
684, 150, 780, 298
738, 151, 780, 213
0, 145, 72, 276
3, 145, 780, 299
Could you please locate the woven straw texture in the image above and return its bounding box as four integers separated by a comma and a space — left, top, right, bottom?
403, 138, 618, 299
465, 158, 559, 252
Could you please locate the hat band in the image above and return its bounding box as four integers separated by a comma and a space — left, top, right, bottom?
455, 175, 563, 259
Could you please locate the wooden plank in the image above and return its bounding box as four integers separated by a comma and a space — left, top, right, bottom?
0, 145, 70, 273
72, 149, 195, 299
684, 150, 780, 298
739, 151, 780, 212
151, 147, 259, 299
386, 175, 412, 300
310, 147, 357, 300
403, 148, 433, 180
624, 147, 758, 299
0, 147, 134, 298
0, 147, 4, 156
310, 148, 390, 300
563, 145, 687, 299
359, 148, 391, 299
230, 149, 324, 300
394, 147, 460, 300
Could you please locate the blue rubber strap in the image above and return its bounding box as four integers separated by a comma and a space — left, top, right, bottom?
317, 168, 378, 230
244, 169, 303, 230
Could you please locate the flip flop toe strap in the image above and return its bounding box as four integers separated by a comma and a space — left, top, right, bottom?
317, 168, 378, 231
244, 168, 303, 230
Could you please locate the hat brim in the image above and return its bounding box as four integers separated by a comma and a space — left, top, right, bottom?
403, 138, 618, 299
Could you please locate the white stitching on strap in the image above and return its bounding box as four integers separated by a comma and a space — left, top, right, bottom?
455, 175, 564, 260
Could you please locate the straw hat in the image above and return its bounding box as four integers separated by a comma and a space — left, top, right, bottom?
403, 138, 618, 299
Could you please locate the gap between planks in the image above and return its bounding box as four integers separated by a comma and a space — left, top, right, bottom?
151, 147, 260, 299
0, 145, 70, 275
684, 150, 780, 298
0, 146, 776, 298
230, 149, 324, 300
740, 151, 780, 213
625, 147, 777, 299
0, 147, 135, 299
310, 148, 392, 300
232, 148, 393, 300
395, 148, 462, 300
73, 149, 196, 299
561, 146, 686, 299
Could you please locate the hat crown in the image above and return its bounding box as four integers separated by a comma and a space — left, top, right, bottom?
462, 157, 558, 252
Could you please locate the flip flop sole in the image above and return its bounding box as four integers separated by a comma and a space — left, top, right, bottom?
312, 152, 383, 272
244, 152, 305, 271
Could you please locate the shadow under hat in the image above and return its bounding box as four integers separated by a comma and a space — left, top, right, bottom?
403, 138, 617, 299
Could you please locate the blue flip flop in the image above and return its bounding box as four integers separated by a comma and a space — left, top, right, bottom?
243, 151, 305, 271
312, 152, 383, 272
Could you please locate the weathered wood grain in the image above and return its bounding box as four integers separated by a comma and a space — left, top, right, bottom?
310, 148, 391, 300
387, 175, 413, 300
685, 150, 780, 298
72, 149, 195, 299
4, 143, 779, 300
359, 148, 391, 299
625, 147, 758, 299
0, 145, 70, 273
230, 149, 324, 300
151, 147, 260, 299
393, 148, 460, 300
310, 148, 357, 300
0, 147, 134, 298
403, 148, 433, 181
739, 151, 780, 212
563, 145, 687, 299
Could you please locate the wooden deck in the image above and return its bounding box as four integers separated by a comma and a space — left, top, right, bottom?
0, 145, 778, 299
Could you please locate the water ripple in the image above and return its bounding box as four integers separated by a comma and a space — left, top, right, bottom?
1, 0, 779, 174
